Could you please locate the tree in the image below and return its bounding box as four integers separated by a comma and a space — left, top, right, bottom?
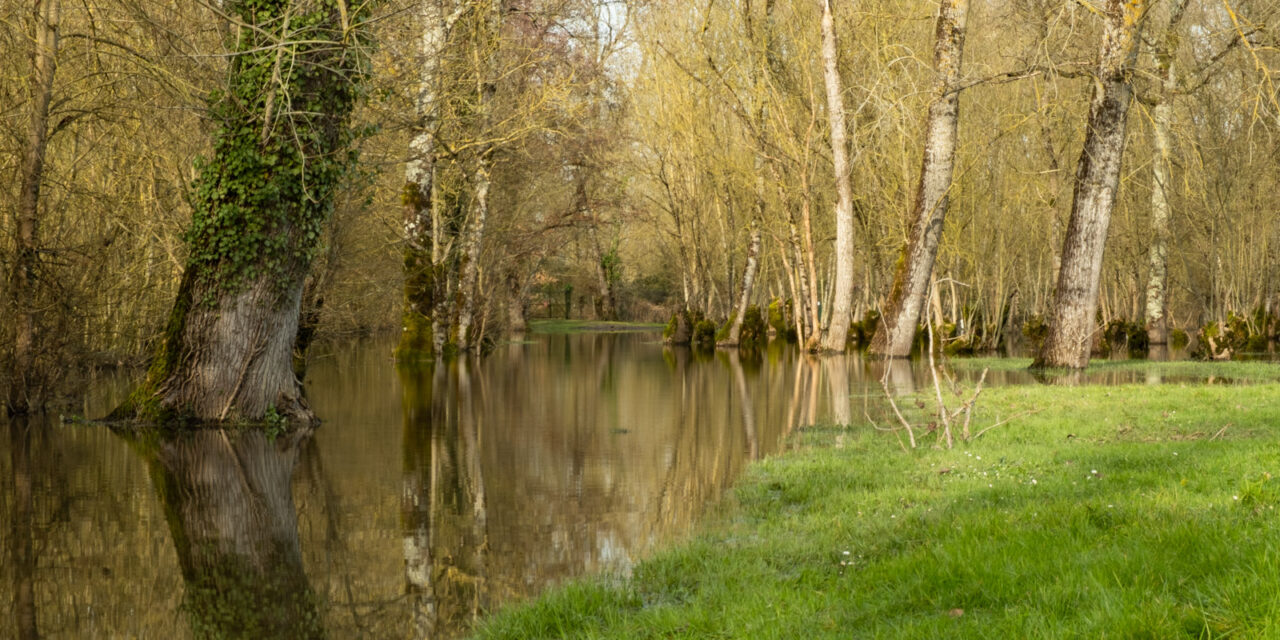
870, 0, 969, 358
818, 0, 856, 352
1033, 0, 1148, 369
114, 0, 378, 424
1144, 0, 1189, 345
7, 0, 61, 415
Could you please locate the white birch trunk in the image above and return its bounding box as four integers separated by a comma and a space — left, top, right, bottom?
1145, 0, 1188, 345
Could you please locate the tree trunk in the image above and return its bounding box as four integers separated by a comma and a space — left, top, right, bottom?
870, 0, 968, 358
1145, 0, 1188, 345
400, 1, 461, 361
116, 0, 371, 423
455, 156, 492, 352
819, 0, 857, 353
7, 0, 60, 416
1034, 0, 1146, 369
140, 428, 323, 639
721, 221, 762, 346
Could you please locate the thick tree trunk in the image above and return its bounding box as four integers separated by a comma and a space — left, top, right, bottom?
1145, 0, 1188, 345
7, 0, 60, 416
1034, 0, 1146, 369
819, 0, 857, 353
117, 0, 369, 423
870, 0, 968, 358
142, 428, 322, 639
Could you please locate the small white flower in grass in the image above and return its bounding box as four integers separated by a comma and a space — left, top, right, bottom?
1233, 496, 1239, 501
1091, 470, 1098, 474
976, 456, 981, 460
1031, 479, 1038, 485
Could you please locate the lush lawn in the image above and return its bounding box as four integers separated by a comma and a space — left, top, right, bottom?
527, 319, 665, 334
475, 380, 1280, 639
950, 356, 1280, 382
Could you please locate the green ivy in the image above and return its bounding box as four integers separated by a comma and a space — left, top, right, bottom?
185, 0, 377, 307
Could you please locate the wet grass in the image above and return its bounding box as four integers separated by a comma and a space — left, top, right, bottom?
474, 381, 1280, 639
528, 319, 665, 334
951, 356, 1280, 382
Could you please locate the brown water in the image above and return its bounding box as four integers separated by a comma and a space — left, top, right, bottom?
0, 332, 1229, 638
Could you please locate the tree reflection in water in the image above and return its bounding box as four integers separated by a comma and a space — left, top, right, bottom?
129, 426, 323, 639
401, 359, 490, 640
8, 419, 39, 640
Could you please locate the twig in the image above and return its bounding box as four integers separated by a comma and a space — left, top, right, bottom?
879, 376, 917, 449
972, 409, 1039, 441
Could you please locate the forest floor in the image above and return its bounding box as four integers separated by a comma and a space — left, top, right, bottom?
475, 362, 1280, 639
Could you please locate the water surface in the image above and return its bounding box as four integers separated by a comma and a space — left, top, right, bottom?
0, 332, 1248, 638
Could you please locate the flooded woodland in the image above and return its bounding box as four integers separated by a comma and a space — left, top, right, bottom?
3, 0, 1280, 636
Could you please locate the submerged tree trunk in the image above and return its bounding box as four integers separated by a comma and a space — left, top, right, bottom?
115, 0, 372, 423
455, 156, 492, 352
819, 0, 857, 353
7, 0, 60, 416
870, 0, 968, 358
1145, 0, 1188, 345
399, 1, 462, 361
1034, 0, 1146, 369
139, 428, 323, 639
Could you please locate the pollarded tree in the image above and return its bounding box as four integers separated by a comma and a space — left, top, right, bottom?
1034, 0, 1148, 370
115, 0, 379, 424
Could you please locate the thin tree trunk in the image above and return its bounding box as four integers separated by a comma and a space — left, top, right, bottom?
1034, 0, 1147, 369
721, 221, 762, 346
870, 0, 968, 358
820, 0, 857, 353
8, 0, 60, 415
455, 156, 491, 352
401, 1, 464, 360
1145, 0, 1188, 345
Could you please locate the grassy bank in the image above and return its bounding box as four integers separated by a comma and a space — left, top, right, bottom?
475, 380, 1280, 638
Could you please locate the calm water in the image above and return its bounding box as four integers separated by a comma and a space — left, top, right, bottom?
0, 332, 1228, 638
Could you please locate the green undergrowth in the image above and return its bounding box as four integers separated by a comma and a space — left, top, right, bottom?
529, 319, 665, 334
475, 382, 1280, 639
953, 357, 1280, 382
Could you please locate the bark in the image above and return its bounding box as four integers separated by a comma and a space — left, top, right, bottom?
1145, 0, 1188, 345
7, 0, 60, 415
455, 156, 492, 352
118, 0, 368, 424
400, 0, 461, 360
9, 420, 39, 640
720, 221, 762, 346
142, 428, 322, 639
819, 0, 857, 353
1034, 0, 1146, 369
870, 0, 968, 358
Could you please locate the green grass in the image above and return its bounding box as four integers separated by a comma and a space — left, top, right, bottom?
528, 319, 665, 334
950, 356, 1280, 382
474, 381, 1280, 639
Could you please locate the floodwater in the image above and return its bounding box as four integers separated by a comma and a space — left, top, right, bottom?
0, 331, 1235, 638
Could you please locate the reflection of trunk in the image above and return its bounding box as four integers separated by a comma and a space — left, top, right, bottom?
819, 0, 856, 353
824, 357, 851, 426
9, 420, 39, 640
1145, 0, 1187, 345
8, 0, 60, 415
871, 0, 968, 358
1035, 0, 1145, 370
400, 360, 490, 639
139, 428, 322, 639
728, 352, 758, 459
